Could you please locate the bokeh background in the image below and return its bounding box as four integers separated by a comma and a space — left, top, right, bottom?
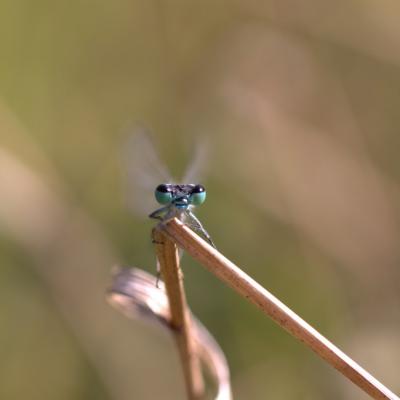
1, 1, 400, 399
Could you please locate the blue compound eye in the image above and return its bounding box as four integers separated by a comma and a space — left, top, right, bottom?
190, 184, 206, 205
155, 184, 173, 204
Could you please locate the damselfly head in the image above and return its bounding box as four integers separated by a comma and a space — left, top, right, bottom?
155, 183, 206, 209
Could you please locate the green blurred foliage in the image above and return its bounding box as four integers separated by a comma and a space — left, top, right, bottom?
1, 1, 400, 399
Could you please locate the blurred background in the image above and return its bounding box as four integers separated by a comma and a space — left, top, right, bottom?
1, 1, 400, 399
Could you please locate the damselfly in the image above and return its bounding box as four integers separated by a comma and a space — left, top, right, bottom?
149, 183, 215, 247
124, 130, 216, 247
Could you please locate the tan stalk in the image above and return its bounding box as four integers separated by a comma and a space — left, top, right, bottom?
157, 218, 399, 400
152, 228, 204, 400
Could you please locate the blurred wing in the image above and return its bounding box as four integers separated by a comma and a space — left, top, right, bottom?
182, 136, 210, 184
122, 129, 172, 216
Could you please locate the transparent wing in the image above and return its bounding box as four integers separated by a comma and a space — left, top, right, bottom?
122, 128, 172, 216
182, 136, 210, 184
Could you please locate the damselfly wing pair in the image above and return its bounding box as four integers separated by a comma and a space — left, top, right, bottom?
124, 132, 215, 247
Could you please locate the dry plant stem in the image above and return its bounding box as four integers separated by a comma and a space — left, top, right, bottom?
152, 228, 204, 400
158, 218, 400, 400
